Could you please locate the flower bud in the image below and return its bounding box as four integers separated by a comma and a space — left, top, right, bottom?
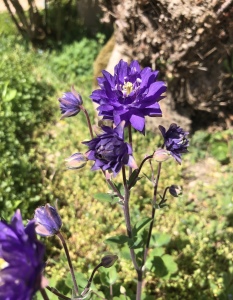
153, 149, 171, 162
101, 254, 118, 268
169, 185, 182, 197
65, 152, 87, 170
58, 86, 83, 119
34, 204, 62, 236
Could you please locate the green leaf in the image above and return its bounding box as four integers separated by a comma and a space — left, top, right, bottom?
100, 266, 118, 286
65, 272, 87, 290
132, 217, 153, 236
148, 256, 168, 277
128, 237, 144, 249
151, 233, 171, 247
105, 235, 129, 245
128, 169, 139, 188
162, 254, 178, 275
3, 89, 17, 102
149, 247, 165, 257
94, 193, 115, 203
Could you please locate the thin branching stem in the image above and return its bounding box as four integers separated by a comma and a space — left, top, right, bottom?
56, 231, 79, 296
46, 286, 70, 300
107, 179, 124, 200
143, 162, 162, 265
128, 154, 153, 189
81, 106, 94, 139
40, 289, 50, 300
81, 263, 102, 297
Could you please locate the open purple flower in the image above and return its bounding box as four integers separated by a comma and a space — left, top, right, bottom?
83, 122, 137, 176
58, 86, 83, 119
90, 59, 166, 133
159, 123, 189, 164
0, 210, 45, 300
34, 204, 62, 237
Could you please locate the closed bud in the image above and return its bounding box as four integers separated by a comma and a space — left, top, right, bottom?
101, 254, 118, 268
65, 152, 87, 170
169, 185, 182, 197
34, 204, 62, 236
153, 148, 171, 162
58, 86, 83, 119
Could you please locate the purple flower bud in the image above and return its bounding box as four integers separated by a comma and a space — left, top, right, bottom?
169, 185, 182, 197
101, 254, 118, 268
0, 210, 45, 299
153, 148, 171, 162
58, 86, 83, 119
34, 204, 62, 237
159, 123, 189, 164
65, 152, 87, 170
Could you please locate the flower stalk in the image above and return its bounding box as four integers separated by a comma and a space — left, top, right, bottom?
56, 231, 79, 296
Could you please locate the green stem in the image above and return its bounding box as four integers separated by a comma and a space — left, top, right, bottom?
56, 231, 79, 296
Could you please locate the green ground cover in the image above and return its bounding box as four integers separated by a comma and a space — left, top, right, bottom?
0, 11, 233, 300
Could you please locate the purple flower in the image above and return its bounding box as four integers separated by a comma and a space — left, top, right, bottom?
83, 122, 137, 176
34, 204, 62, 237
0, 210, 45, 300
90, 59, 166, 133
159, 123, 189, 164
58, 86, 83, 119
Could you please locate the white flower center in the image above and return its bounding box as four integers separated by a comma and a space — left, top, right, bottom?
122, 82, 133, 96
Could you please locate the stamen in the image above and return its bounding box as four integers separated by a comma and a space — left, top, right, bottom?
122, 82, 133, 96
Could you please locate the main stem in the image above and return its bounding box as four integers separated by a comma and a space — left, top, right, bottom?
136, 163, 162, 300
128, 125, 133, 177
122, 166, 139, 272
57, 231, 79, 296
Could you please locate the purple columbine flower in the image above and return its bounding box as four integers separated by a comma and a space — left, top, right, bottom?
90, 59, 167, 133
159, 123, 189, 164
0, 210, 45, 300
34, 204, 62, 237
58, 86, 83, 119
83, 122, 137, 176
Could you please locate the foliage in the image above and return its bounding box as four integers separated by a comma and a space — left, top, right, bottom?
48, 37, 104, 84
0, 34, 57, 218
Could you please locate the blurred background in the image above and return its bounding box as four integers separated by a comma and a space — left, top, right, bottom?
0, 0, 232, 299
